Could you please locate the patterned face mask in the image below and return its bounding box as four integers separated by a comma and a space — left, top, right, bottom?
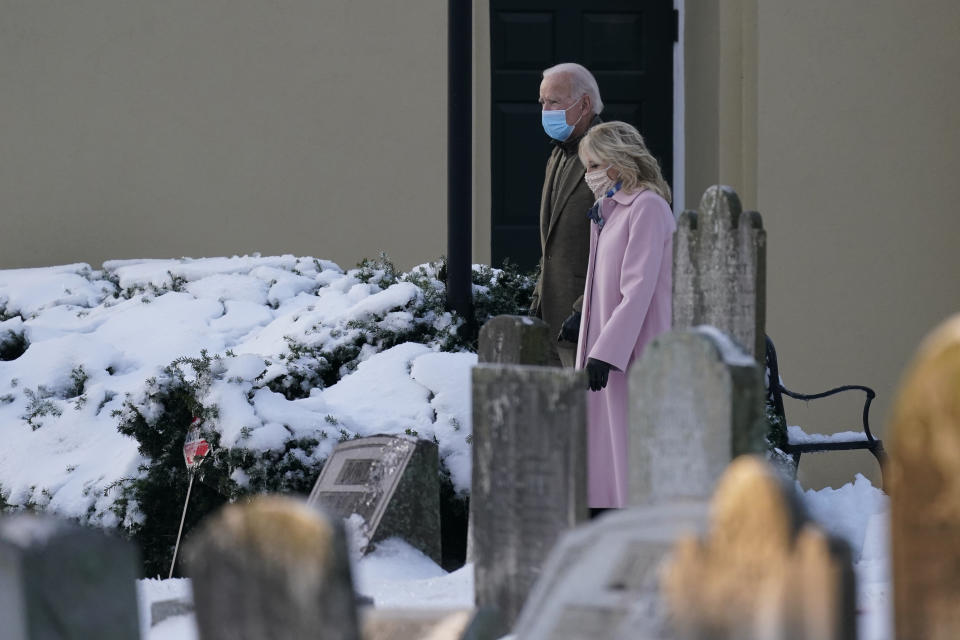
584, 166, 614, 199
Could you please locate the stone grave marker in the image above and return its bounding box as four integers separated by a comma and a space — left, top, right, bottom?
467, 314, 553, 563
673, 185, 767, 359
471, 364, 587, 628
477, 315, 552, 366
0, 512, 141, 640
629, 326, 767, 506
185, 495, 359, 640
307, 435, 440, 564
662, 456, 856, 640
889, 313, 960, 640
363, 608, 503, 640
512, 503, 709, 640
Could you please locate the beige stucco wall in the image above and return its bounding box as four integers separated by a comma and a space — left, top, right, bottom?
686, 0, 960, 487
1, 1, 453, 272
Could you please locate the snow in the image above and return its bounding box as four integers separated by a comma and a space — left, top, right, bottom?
799, 474, 891, 639
135, 537, 474, 640
0, 256, 476, 528
0, 257, 893, 639
693, 325, 757, 366
788, 424, 869, 445
133, 475, 892, 640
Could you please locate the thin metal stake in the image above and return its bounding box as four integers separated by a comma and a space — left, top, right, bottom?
168, 471, 195, 579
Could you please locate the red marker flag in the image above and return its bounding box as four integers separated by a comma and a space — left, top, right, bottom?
183, 417, 211, 470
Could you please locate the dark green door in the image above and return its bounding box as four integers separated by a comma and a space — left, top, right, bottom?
490, 0, 675, 270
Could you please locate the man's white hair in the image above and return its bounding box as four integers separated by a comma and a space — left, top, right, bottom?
542, 63, 604, 114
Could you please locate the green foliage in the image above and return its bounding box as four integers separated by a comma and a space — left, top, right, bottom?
225, 436, 326, 496
109, 255, 536, 574
112, 351, 229, 577
67, 366, 88, 398
0, 329, 28, 361
764, 395, 789, 451
22, 386, 62, 430
0, 484, 10, 513
470, 260, 537, 327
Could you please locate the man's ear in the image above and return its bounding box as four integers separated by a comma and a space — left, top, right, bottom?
581, 93, 592, 115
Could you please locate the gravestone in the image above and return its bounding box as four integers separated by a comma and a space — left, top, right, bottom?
363, 608, 503, 640
673, 185, 767, 359
889, 313, 960, 640
662, 455, 856, 640
512, 503, 709, 640
471, 364, 588, 628
467, 314, 553, 563
185, 495, 359, 640
0, 513, 141, 640
629, 327, 767, 506
307, 435, 440, 564
477, 315, 552, 366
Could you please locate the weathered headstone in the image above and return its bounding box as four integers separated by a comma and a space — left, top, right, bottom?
662, 455, 856, 640
363, 608, 503, 640
512, 503, 709, 639
185, 495, 359, 640
471, 364, 588, 628
629, 327, 767, 506
0, 513, 141, 640
889, 313, 960, 640
477, 315, 552, 366
307, 435, 440, 563
467, 315, 554, 564
673, 185, 766, 359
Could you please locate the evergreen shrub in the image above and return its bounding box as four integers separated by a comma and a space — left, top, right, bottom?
111, 256, 535, 575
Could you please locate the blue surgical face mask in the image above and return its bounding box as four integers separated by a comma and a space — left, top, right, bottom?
541, 98, 585, 141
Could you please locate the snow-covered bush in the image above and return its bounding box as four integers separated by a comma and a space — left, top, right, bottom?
0, 254, 534, 575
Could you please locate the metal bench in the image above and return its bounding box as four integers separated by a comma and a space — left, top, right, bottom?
765, 335, 886, 485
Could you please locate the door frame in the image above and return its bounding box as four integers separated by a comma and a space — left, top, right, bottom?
471, 0, 687, 264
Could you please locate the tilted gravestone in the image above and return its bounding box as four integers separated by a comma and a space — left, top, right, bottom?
185, 495, 359, 640
363, 608, 503, 640
0, 513, 141, 640
307, 435, 440, 564
673, 185, 767, 360
629, 326, 767, 506
471, 364, 588, 628
477, 315, 552, 366
662, 456, 856, 640
889, 313, 960, 640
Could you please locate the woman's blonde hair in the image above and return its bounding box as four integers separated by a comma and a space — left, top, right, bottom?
579, 121, 672, 203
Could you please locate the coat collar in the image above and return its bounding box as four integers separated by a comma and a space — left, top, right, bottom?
551, 114, 604, 155
610, 187, 647, 206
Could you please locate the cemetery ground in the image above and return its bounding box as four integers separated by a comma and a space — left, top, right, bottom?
0, 250, 931, 640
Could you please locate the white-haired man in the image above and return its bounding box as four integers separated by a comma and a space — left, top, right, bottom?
531, 62, 603, 367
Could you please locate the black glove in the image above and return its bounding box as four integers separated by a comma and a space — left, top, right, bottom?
557, 311, 581, 343
586, 358, 612, 392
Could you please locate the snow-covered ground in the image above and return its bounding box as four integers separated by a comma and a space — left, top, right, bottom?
134, 475, 890, 640
0, 257, 891, 638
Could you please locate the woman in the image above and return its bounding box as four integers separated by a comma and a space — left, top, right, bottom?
573, 121, 675, 510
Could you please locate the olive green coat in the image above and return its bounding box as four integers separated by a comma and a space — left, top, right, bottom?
529, 118, 600, 366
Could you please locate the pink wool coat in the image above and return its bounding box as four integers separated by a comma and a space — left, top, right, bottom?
575, 188, 676, 508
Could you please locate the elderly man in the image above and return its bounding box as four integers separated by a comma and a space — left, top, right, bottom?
530, 63, 603, 367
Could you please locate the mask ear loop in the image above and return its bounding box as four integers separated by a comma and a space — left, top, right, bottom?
568, 94, 589, 129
